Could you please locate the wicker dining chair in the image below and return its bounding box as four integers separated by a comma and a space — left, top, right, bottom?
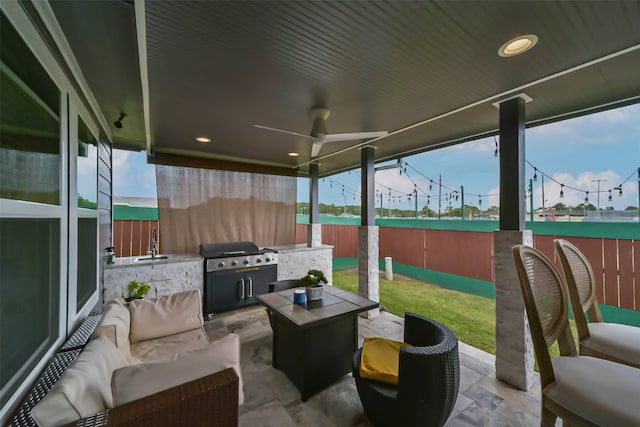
553, 238, 640, 368
352, 312, 459, 427
513, 245, 640, 426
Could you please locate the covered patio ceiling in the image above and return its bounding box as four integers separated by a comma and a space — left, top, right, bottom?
51, 1, 640, 177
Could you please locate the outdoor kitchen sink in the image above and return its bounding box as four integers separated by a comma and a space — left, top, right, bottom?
134, 255, 169, 262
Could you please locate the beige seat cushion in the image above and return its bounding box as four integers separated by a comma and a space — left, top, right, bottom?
112, 333, 244, 406
547, 356, 640, 427
581, 322, 640, 367
130, 327, 211, 362
93, 298, 132, 362
129, 288, 204, 343
31, 336, 128, 427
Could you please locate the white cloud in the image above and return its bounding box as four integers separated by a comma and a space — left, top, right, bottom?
447, 137, 495, 153
112, 150, 157, 198
530, 103, 640, 147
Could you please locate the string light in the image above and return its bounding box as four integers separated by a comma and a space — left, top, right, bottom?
494, 136, 499, 157
323, 160, 633, 216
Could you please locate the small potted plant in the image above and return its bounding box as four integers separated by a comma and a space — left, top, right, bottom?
301, 269, 328, 301
123, 280, 151, 302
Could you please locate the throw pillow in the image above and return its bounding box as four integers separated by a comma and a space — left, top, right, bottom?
359, 337, 411, 385
128, 288, 204, 343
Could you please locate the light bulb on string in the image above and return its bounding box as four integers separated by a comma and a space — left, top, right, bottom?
617, 186, 623, 197
584, 191, 589, 204
429, 180, 433, 191
560, 184, 564, 198
608, 190, 612, 202
533, 168, 538, 182
494, 137, 499, 157
427, 196, 430, 205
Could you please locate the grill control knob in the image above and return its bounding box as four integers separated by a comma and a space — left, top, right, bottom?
243, 260, 250, 265
218, 262, 225, 268
265, 257, 271, 262
256, 258, 262, 263
231, 260, 238, 266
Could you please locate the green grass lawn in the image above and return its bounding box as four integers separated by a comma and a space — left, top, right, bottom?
333, 269, 576, 360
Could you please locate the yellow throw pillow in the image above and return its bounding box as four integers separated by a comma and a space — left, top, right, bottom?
359, 337, 411, 385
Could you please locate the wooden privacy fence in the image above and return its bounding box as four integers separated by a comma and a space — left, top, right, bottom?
296, 223, 639, 312
113, 220, 162, 258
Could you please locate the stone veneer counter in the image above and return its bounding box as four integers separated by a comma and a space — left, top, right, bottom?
271, 244, 333, 285
103, 254, 203, 302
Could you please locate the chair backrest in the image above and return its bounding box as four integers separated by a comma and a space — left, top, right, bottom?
512, 245, 577, 388
398, 313, 459, 427
554, 239, 603, 341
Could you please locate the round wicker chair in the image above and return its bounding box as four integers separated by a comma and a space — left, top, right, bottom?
352, 312, 459, 427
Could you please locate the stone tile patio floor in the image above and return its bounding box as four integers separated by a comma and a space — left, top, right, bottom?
204, 304, 545, 427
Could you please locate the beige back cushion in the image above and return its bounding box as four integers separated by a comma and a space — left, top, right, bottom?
31, 336, 128, 427
128, 289, 204, 343
93, 298, 132, 361
112, 333, 244, 406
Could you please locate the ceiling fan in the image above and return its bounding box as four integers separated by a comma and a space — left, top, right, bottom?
253, 108, 388, 158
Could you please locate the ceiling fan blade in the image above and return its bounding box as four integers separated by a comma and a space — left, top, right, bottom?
323, 131, 388, 142
311, 141, 325, 157
253, 125, 318, 141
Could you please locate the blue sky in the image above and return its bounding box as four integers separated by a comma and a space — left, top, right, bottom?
114, 103, 640, 211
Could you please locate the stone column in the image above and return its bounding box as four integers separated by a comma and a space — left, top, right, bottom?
494, 230, 534, 390
359, 146, 379, 318
494, 95, 533, 391
308, 162, 321, 247
307, 223, 322, 247
359, 225, 380, 318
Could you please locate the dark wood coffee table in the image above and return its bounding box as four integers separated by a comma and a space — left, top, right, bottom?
257, 286, 378, 401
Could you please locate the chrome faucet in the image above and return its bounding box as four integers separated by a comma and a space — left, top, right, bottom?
149, 227, 158, 258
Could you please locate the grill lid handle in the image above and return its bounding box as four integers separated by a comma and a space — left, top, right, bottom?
223, 250, 245, 256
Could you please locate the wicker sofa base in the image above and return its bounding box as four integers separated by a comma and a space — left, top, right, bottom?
64, 368, 239, 427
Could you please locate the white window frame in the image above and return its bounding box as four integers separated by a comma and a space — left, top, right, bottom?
68, 103, 100, 328
0, 2, 104, 420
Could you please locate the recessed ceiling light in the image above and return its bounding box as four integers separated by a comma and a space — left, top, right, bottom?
288, 152, 299, 157
195, 137, 211, 143
498, 34, 539, 57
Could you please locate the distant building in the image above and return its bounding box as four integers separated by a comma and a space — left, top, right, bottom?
113, 196, 158, 208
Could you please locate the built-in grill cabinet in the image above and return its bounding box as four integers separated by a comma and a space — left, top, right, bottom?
200, 242, 277, 316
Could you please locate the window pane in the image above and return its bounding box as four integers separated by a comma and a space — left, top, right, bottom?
77, 217, 97, 309
0, 12, 61, 205
0, 218, 60, 406
77, 118, 97, 209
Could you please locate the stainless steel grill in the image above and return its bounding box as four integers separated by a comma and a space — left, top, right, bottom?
200, 241, 278, 316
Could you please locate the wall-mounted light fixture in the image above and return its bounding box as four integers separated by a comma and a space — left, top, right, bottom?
114, 113, 126, 129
